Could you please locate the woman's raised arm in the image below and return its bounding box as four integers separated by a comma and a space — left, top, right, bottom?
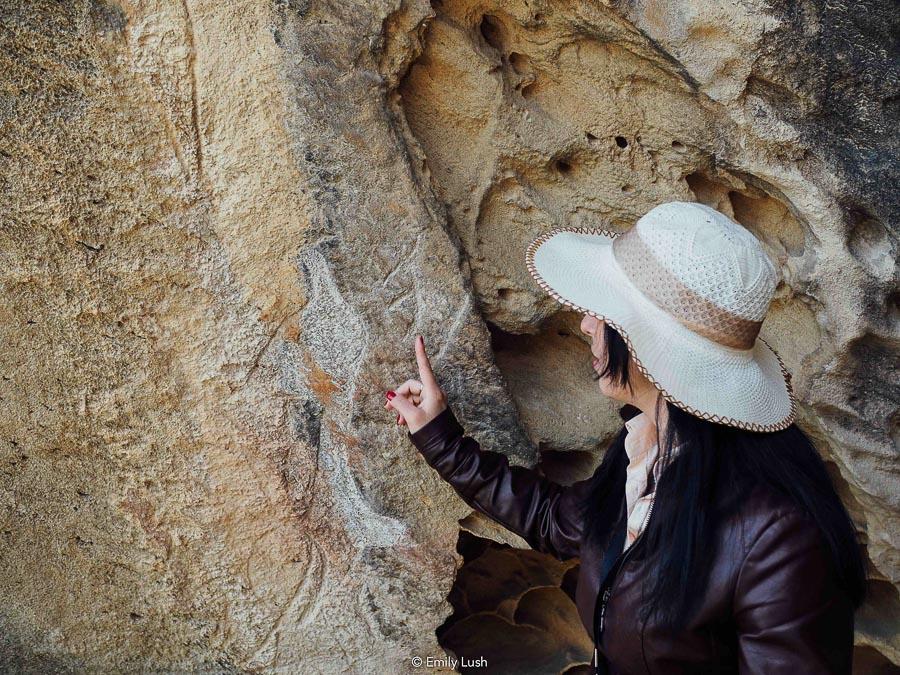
386, 334, 595, 561
407, 404, 594, 561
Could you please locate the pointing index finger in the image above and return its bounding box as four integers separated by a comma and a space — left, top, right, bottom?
415, 335, 440, 393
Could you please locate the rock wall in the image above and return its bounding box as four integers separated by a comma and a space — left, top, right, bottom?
0, 0, 896, 672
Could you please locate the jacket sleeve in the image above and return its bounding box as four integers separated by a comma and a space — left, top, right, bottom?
733, 509, 855, 674
407, 406, 594, 561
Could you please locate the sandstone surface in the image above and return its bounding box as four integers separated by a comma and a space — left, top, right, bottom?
1, 0, 897, 672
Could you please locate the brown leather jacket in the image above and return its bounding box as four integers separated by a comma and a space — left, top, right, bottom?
408, 406, 855, 674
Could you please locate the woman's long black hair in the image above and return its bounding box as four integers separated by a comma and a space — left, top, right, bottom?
578, 323, 867, 631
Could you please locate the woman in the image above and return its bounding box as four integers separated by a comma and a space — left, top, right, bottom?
384, 201, 867, 673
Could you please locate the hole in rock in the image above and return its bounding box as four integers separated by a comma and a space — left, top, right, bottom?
509, 51, 528, 74
671, 140, 684, 149
538, 446, 596, 484
521, 80, 538, 98
585, 132, 598, 142
684, 170, 810, 261
436, 529, 592, 673
728, 189, 807, 258
479, 14, 505, 51
745, 74, 803, 112
487, 321, 515, 353
888, 291, 900, 322
853, 578, 900, 672
846, 206, 895, 279
554, 158, 573, 174
852, 645, 897, 675
614, 136, 628, 148
486, 314, 622, 466
561, 665, 594, 675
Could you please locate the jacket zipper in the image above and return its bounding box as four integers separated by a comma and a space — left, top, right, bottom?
593, 494, 656, 673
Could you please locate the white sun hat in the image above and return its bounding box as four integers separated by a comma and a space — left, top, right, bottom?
525, 200, 795, 432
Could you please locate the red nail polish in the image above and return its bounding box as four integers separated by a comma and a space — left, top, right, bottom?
386, 390, 396, 400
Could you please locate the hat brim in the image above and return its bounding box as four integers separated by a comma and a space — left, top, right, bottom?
525, 227, 795, 432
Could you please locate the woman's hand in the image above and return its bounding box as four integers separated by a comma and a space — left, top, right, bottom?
384, 335, 448, 434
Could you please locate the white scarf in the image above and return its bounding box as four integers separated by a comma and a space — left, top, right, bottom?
622, 412, 681, 553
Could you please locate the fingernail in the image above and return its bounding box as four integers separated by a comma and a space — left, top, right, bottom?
386, 390, 396, 400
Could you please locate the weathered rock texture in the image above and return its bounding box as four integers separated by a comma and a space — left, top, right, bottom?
0, 0, 897, 672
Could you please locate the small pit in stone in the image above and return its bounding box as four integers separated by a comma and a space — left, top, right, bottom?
509, 51, 528, 74
888, 291, 900, 322
554, 158, 573, 175
521, 80, 538, 98
614, 135, 628, 148
538, 446, 596, 484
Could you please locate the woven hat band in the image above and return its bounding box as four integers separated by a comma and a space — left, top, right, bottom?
611, 231, 762, 350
